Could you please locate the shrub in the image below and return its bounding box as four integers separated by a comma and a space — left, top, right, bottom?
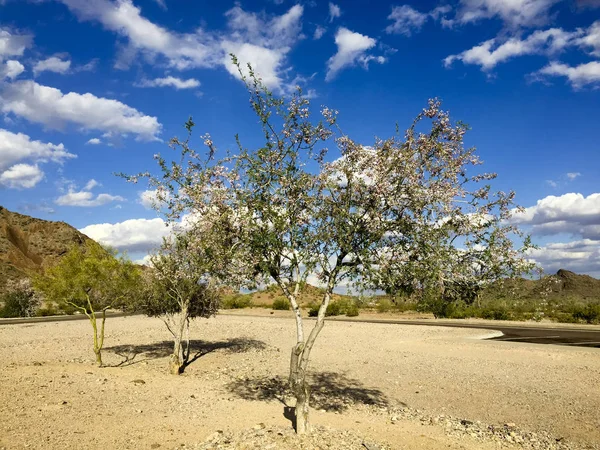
376, 298, 393, 313
36, 306, 58, 317
479, 306, 511, 321
0, 279, 41, 318
572, 303, 600, 324
272, 297, 291, 310
345, 302, 359, 317
221, 294, 253, 309
308, 300, 347, 317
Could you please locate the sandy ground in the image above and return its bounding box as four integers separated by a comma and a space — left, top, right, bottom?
0, 314, 599, 449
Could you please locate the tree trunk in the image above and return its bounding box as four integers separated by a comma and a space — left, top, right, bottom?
169, 307, 188, 375
286, 288, 331, 434
169, 336, 183, 375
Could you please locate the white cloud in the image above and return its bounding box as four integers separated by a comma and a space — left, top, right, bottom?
1, 60, 25, 80
314, 25, 326, 40
444, 28, 580, 70
577, 20, 600, 56
58, 0, 220, 70
136, 76, 200, 89
84, 179, 100, 190
56, 190, 125, 207
0, 80, 161, 141
456, 0, 561, 29
138, 189, 170, 209
86, 138, 102, 145
33, 56, 71, 76
58, 0, 307, 94
0, 164, 44, 189
80, 217, 170, 253
326, 28, 386, 81
534, 61, 600, 89
385, 5, 428, 36
221, 4, 305, 93
0, 128, 75, 171
0, 29, 33, 58
512, 193, 600, 239
329, 3, 341, 22
529, 239, 600, 276
566, 172, 582, 180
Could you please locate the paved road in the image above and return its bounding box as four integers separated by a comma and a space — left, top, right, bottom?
330, 317, 600, 348
2, 313, 599, 348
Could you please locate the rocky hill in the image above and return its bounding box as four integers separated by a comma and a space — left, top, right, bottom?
0, 206, 92, 294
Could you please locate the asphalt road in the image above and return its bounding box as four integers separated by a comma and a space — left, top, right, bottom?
2, 313, 599, 348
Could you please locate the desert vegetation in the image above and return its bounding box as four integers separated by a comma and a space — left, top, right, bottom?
2, 60, 599, 446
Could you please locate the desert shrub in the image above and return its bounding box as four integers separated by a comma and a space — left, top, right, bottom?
0, 279, 41, 318
479, 306, 511, 321
572, 303, 600, 324
308, 300, 347, 317
345, 301, 359, 317
272, 297, 291, 310
36, 305, 58, 317
221, 294, 253, 309
376, 298, 394, 313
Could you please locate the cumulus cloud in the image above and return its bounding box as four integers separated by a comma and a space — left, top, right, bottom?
0, 80, 161, 141
577, 20, 600, 57
444, 28, 580, 70
80, 217, 170, 253
56, 190, 125, 207
33, 56, 71, 76
0, 164, 44, 189
0, 129, 75, 187
0, 29, 33, 58
86, 138, 102, 145
135, 76, 200, 89
1, 60, 25, 80
58, 0, 307, 94
533, 61, 600, 89
455, 0, 560, 29
326, 28, 386, 81
138, 189, 171, 209
512, 193, 600, 240
328, 2, 341, 22
529, 239, 600, 276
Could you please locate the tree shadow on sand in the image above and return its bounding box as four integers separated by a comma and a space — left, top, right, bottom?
226, 371, 390, 413
105, 337, 267, 368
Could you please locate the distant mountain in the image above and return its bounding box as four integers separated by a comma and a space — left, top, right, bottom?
0, 206, 92, 294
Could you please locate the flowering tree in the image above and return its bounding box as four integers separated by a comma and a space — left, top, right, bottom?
135, 230, 220, 375
127, 58, 532, 434
34, 243, 142, 367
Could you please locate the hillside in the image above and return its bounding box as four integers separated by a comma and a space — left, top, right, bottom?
0, 206, 92, 294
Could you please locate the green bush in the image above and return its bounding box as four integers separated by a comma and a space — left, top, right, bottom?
572, 303, 600, 324
376, 298, 393, 313
272, 297, 290, 310
0, 289, 40, 318
221, 294, 253, 309
345, 302, 360, 317
36, 306, 58, 317
308, 300, 348, 317
479, 306, 511, 321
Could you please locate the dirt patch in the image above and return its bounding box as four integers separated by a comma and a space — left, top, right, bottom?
0, 315, 599, 449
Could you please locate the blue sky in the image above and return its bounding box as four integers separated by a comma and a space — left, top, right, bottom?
0, 0, 599, 275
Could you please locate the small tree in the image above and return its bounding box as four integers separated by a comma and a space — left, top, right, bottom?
126, 59, 532, 433
135, 231, 220, 375
0, 279, 42, 318
34, 242, 141, 367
